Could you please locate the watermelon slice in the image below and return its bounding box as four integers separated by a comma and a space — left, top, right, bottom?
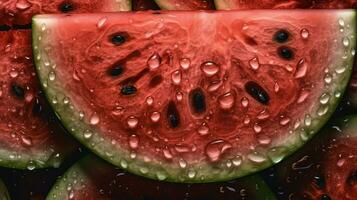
0, 178, 10, 200
0, 1, 131, 170
214, 0, 357, 10
273, 115, 357, 200
47, 155, 277, 200
33, 10, 356, 182
0, 0, 131, 25
154, 0, 215, 10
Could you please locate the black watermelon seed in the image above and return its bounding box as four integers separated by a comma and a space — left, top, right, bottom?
245, 81, 270, 105
167, 101, 180, 128
320, 194, 331, 200
314, 176, 325, 189
120, 85, 137, 95
32, 97, 43, 115
274, 29, 289, 43
12, 24, 31, 30
110, 33, 127, 46
59, 2, 75, 13
11, 84, 25, 99
189, 88, 206, 114
0, 25, 11, 31
278, 46, 294, 60
108, 65, 124, 77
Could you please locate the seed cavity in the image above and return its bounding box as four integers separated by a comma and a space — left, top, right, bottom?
166, 101, 180, 128
278, 46, 294, 60
11, 84, 25, 99
274, 29, 289, 43
110, 32, 129, 46
189, 88, 206, 115
149, 75, 163, 88
59, 1, 75, 13
120, 85, 137, 95
245, 81, 270, 105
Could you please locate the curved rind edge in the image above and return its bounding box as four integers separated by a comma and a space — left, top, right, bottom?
33, 10, 356, 183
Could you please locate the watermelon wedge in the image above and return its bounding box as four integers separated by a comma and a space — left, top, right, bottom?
33, 10, 356, 182
273, 115, 357, 200
0, 178, 10, 200
214, 0, 357, 10
0, 1, 131, 170
154, 0, 215, 10
0, 0, 131, 25
47, 155, 277, 200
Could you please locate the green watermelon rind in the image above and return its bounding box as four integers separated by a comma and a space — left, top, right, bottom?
213, 0, 233, 10
33, 10, 356, 183
46, 154, 277, 200
0, 178, 10, 200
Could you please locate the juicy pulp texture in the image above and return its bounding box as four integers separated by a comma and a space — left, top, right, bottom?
33, 10, 356, 182
47, 155, 276, 200
214, 0, 357, 10
0, 0, 131, 25
0, 30, 77, 169
154, 0, 214, 10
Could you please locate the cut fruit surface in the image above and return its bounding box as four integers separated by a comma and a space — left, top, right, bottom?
0, 178, 10, 200
33, 10, 356, 182
0, 0, 131, 25
214, 0, 357, 10
0, 1, 131, 169
274, 116, 357, 200
47, 155, 276, 200
154, 0, 214, 10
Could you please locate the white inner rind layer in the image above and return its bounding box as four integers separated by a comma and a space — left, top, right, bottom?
33, 10, 356, 183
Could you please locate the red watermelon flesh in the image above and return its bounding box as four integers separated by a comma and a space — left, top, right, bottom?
33, 10, 356, 182
0, 1, 131, 169
133, 0, 160, 11
154, 0, 215, 10
0, 0, 131, 25
274, 116, 357, 200
214, 0, 357, 10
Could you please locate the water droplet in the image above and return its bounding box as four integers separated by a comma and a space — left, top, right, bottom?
300, 28, 309, 39
51, 96, 58, 104
127, 116, 138, 128
156, 171, 167, 180
163, 148, 173, 159
129, 135, 139, 149
218, 92, 234, 110
280, 117, 291, 126
319, 93, 330, 105
243, 117, 250, 125
176, 92, 183, 101
253, 123, 262, 133
9, 69, 19, 78
147, 53, 161, 70
97, 17, 107, 28
267, 147, 286, 163
179, 58, 190, 70
171, 70, 181, 85
317, 105, 329, 116
335, 66, 346, 74
83, 130, 93, 139
205, 139, 232, 162
337, 158, 345, 167
120, 159, 128, 168
241, 97, 249, 107
26, 161, 36, 170
232, 155, 242, 166
343, 37, 350, 47
201, 61, 219, 77
150, 111, 161, 123
179, 159, 187, 168
207, 80, 222, 92
338, 18, 345, 27
63, 97, 70, 104
21, 135, 32, 146
274, 82, 280, 93
297, 91, 310, 104
146, 96, 154, 105
294, 58, 308, 78
198, 123, 210, 136
247, 152, 266, 163
335, 91, 341, 98
15, 0, 31, 10
139, 166, 148, 174
324, 73, 332, 84
258, 135, 271, 145
48, 71, 56, 81
248, 57, 260, 70
188, 170, 196, 179
304, 115, 312, 126
257, 109, 270, 120
89, 113, 100, 125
